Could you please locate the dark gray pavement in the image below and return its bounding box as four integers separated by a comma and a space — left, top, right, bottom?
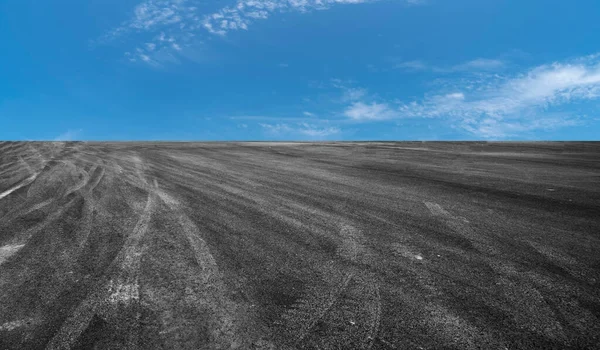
1, 141, 599, 349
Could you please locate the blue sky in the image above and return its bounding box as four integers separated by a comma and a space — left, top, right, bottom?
1, 0, 600, 140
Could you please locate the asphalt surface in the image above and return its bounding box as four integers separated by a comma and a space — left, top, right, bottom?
1, 141, 599, 350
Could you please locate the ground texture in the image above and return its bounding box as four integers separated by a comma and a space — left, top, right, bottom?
1, 141, 599, 350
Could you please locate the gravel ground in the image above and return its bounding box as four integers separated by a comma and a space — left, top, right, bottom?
1, 141, 599, 349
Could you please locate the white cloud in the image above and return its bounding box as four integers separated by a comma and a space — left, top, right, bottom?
101, 1, 199, 64
340, 54, 600, 137
394, 60, 428, 71
445, 92, 465, 100
453, 58, 505, 72
329, 79, 368, 101
130, 1, 182, 30
103, 0, 419, 64
342, 88, 368, 102
123, 31, 186, 66
344, 102, 399, 120
203, 0, 419, 35
260, 122, 340, 138
105, 1, 198, 40
392, 54, 600, 137
459, 117, 580, 139
297, 123, 341, 137
402, 61, 600, 118
126, 48, 162, 66
394, 58, 506, 73
260, 123, 293, 134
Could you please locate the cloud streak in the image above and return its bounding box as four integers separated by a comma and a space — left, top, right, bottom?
260, 122, 340, 138
344, 102, 399, 120
394, 58, 506, 73
54, 129, 83, 141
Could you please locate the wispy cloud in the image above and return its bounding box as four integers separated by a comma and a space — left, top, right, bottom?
54, 129, 83, 141
344, 102, 399, 120
105, 0, 200, 39
103, 0, 419, 64
453, 58, 505, 72
394, 58, 506, 73
393, 60, 428, 71
260, 122, 340, 138
101, 0, 200, 65
202, 0, 413, 36
330, 79, 369, 102
399, 58, 600, 118
325, 79, 400, 120
230, 115, 314, 122
348, 54, 600, 138
457, 116, 580, 139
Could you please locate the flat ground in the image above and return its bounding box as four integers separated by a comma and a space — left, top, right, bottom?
0, 141, 599, 349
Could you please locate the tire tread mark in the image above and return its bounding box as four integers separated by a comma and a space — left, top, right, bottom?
154, 187, 243, 349
46, 179, 156, 350
423, 201, 498, 255
282, 272, 354, 345
362, 282, 382, 350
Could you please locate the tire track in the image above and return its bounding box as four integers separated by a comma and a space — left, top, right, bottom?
63, 163, 93, 198
424, 202, 451, 217
108, 182, 156, 305
279, 223, 381, 349
19, 156, 36, 175
75, 165, 105, 248
0, 191, 52, 225
2, 195, 79, 252
86, 165, 105, 193
46, 170, 156, 350
1, 160, 103, 248
284, 273, 354, 346
0, 157, 79, 226
338, 224, 365, 262
0, 244, 25, 265
0, 318, 39, 333
0, 174, 38, 200
26, 143, 50, 170
362, 282, 382, 350
44, 286, 103, 350
153, 186, 244, 349
282, 270, 382, 349
1, 157, 99, 248
424, 201, 499, 255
